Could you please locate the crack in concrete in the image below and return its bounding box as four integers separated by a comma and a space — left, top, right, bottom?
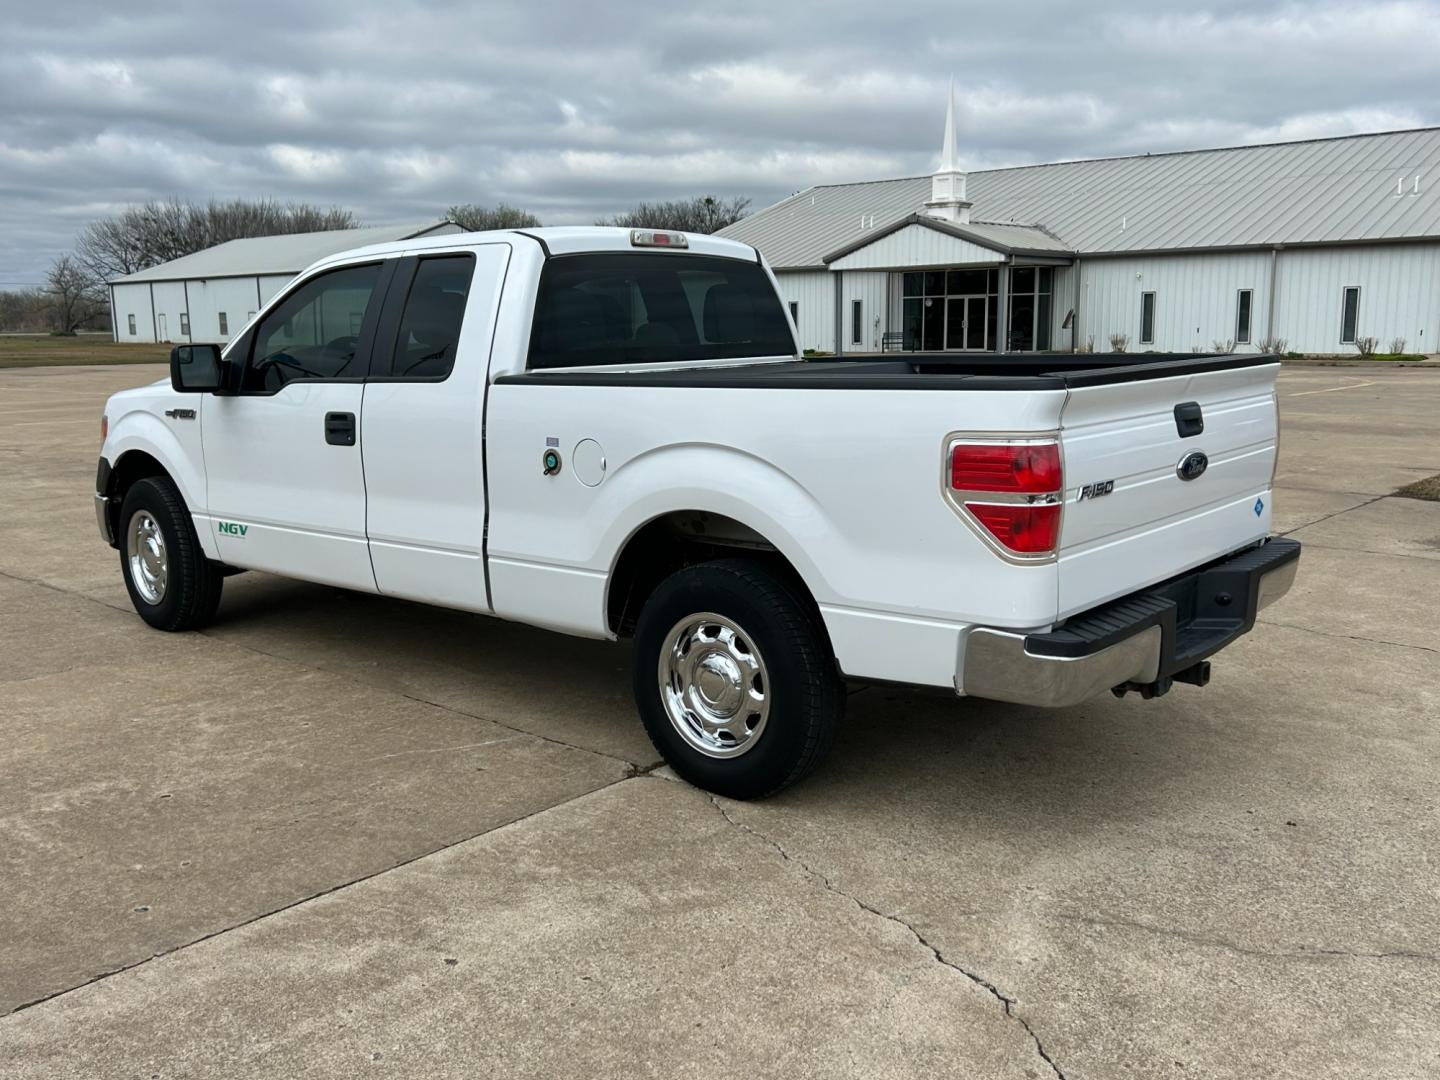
0, 566, 661, 772
5, 773, 641, 1019
1290, 540, 1440, 561
1045, 912, 1440, 965
1276, 492, 1390, 536
1257, 617, 1439, 656
707, 794, 1067, 1080
205, 628, 659, 772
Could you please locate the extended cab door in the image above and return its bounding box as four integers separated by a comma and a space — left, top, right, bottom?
203, 260, 394, 590
360, 243, 511, 611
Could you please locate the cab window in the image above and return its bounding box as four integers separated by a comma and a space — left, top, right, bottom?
384, 255, 475, 379
244, 264, 382, 391
527, 252, 794, 369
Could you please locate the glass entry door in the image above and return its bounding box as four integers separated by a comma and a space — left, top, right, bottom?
944, 295, 988, 351
901, 269, 999, 352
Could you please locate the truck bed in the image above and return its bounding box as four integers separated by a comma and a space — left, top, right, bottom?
494, 352, 1276, 391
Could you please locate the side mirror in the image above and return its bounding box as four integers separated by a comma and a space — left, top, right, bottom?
170, 344, 224, 393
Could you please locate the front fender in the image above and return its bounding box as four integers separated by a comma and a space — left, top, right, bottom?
103, 404, 216, 559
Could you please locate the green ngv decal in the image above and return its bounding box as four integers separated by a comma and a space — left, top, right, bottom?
217, 521, 249, 537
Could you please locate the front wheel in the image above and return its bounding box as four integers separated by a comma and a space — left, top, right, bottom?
633, 559, 843, 799
118, 476, 223, 631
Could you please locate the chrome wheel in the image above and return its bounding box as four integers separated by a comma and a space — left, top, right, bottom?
659, 612, 770, 759
126, 509, 168, 605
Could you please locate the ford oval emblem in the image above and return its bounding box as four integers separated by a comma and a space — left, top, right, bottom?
1177, 451, 1209, 481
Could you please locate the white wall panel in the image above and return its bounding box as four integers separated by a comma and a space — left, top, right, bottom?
1079, 251, 1272, 352
773, 270, 835, 352
111, 283, 155, 342
151, 282, 188, 343
840, 272, 890, 352
185, 278, 265, 344
829, 223, 1002, 271
1273, 243, 1440, 353
1050, 264, 1077, 351
259, 274, 295, 306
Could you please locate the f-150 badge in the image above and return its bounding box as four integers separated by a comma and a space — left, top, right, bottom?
1076, 480, 1114, 501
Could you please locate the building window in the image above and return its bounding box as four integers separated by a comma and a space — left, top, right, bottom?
851, 299, 863, 345
1140, 291, 1156, 345
1005, 266, 1054, 352
789, 301, 799, 326
1236, 290, 1253, 344
218, 312, 229, 336
902, 268, 999, 351
180, 313, 191, 337
127, 314, 136, 336
1340, 286, 1360, 344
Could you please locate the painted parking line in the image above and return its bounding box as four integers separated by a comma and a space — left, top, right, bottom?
1287, 380, 1377, 397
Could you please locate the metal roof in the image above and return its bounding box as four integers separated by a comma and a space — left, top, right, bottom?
823, 215, 1072, 263
719, 127, 1440, 269
111, 222, 460, 284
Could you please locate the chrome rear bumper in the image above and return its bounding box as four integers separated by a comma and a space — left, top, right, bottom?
960, 537, 1301, 708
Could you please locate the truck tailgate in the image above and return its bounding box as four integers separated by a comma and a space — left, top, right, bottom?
1056, 362, 1278, 619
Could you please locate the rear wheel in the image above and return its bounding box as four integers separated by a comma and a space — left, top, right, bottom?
118, 476, 223, 631
633, 559, 842, 799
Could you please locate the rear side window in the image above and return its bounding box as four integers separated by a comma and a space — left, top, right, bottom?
385, 255, 475, 379
527, 253, 794, 369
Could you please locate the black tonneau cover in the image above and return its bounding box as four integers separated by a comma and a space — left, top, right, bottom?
495, 352, 1277, 391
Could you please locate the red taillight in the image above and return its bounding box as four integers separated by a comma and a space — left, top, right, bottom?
950, 441, 1061, 493
947, 439, 1062, 557
100, 414, 108, 442
963, 503, 1061, 554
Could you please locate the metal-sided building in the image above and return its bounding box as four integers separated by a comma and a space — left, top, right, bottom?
108, 222, 459, 344
720, 91, 1440, 356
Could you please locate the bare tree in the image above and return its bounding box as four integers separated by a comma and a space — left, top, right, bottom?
447, 203, 541, 231
1210, 338, 1236, 353
75, 198, 359, 286
46, 255, 105, 333
1257, 334, 1288, 355
0, 289, 51, 332
1389, 336, 1407, 354
597, 195, 751, 234
1109, 332, 1130, 353
1354, 335, 1378, 356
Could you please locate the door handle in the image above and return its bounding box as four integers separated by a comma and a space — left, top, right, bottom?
1174, 401, 1204, 438
325, 411, 356, 446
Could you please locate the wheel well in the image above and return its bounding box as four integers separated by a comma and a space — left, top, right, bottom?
104, 450, 171, 537
607, 510, 819, 637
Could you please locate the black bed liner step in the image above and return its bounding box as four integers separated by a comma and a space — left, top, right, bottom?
1026, 538, 1302, 678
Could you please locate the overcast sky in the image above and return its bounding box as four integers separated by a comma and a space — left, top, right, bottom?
2, 0, 1437, 286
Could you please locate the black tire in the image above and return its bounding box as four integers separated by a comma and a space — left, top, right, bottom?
118, 475, 224, 631
633, 558, 843, 799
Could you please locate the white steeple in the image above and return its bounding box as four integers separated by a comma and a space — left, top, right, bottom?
925, 79, 971, 225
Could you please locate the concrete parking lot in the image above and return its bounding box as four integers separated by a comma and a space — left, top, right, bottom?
1, 363, 1437, 1078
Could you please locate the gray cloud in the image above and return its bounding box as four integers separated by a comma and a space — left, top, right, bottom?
1, 0, 1437, 285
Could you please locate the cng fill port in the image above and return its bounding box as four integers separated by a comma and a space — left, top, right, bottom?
542, 448, 562, 476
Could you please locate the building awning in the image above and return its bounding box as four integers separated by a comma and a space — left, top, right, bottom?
823, 214, 1074, 271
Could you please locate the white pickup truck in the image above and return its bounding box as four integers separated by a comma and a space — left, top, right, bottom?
95, 226, 1300, 797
